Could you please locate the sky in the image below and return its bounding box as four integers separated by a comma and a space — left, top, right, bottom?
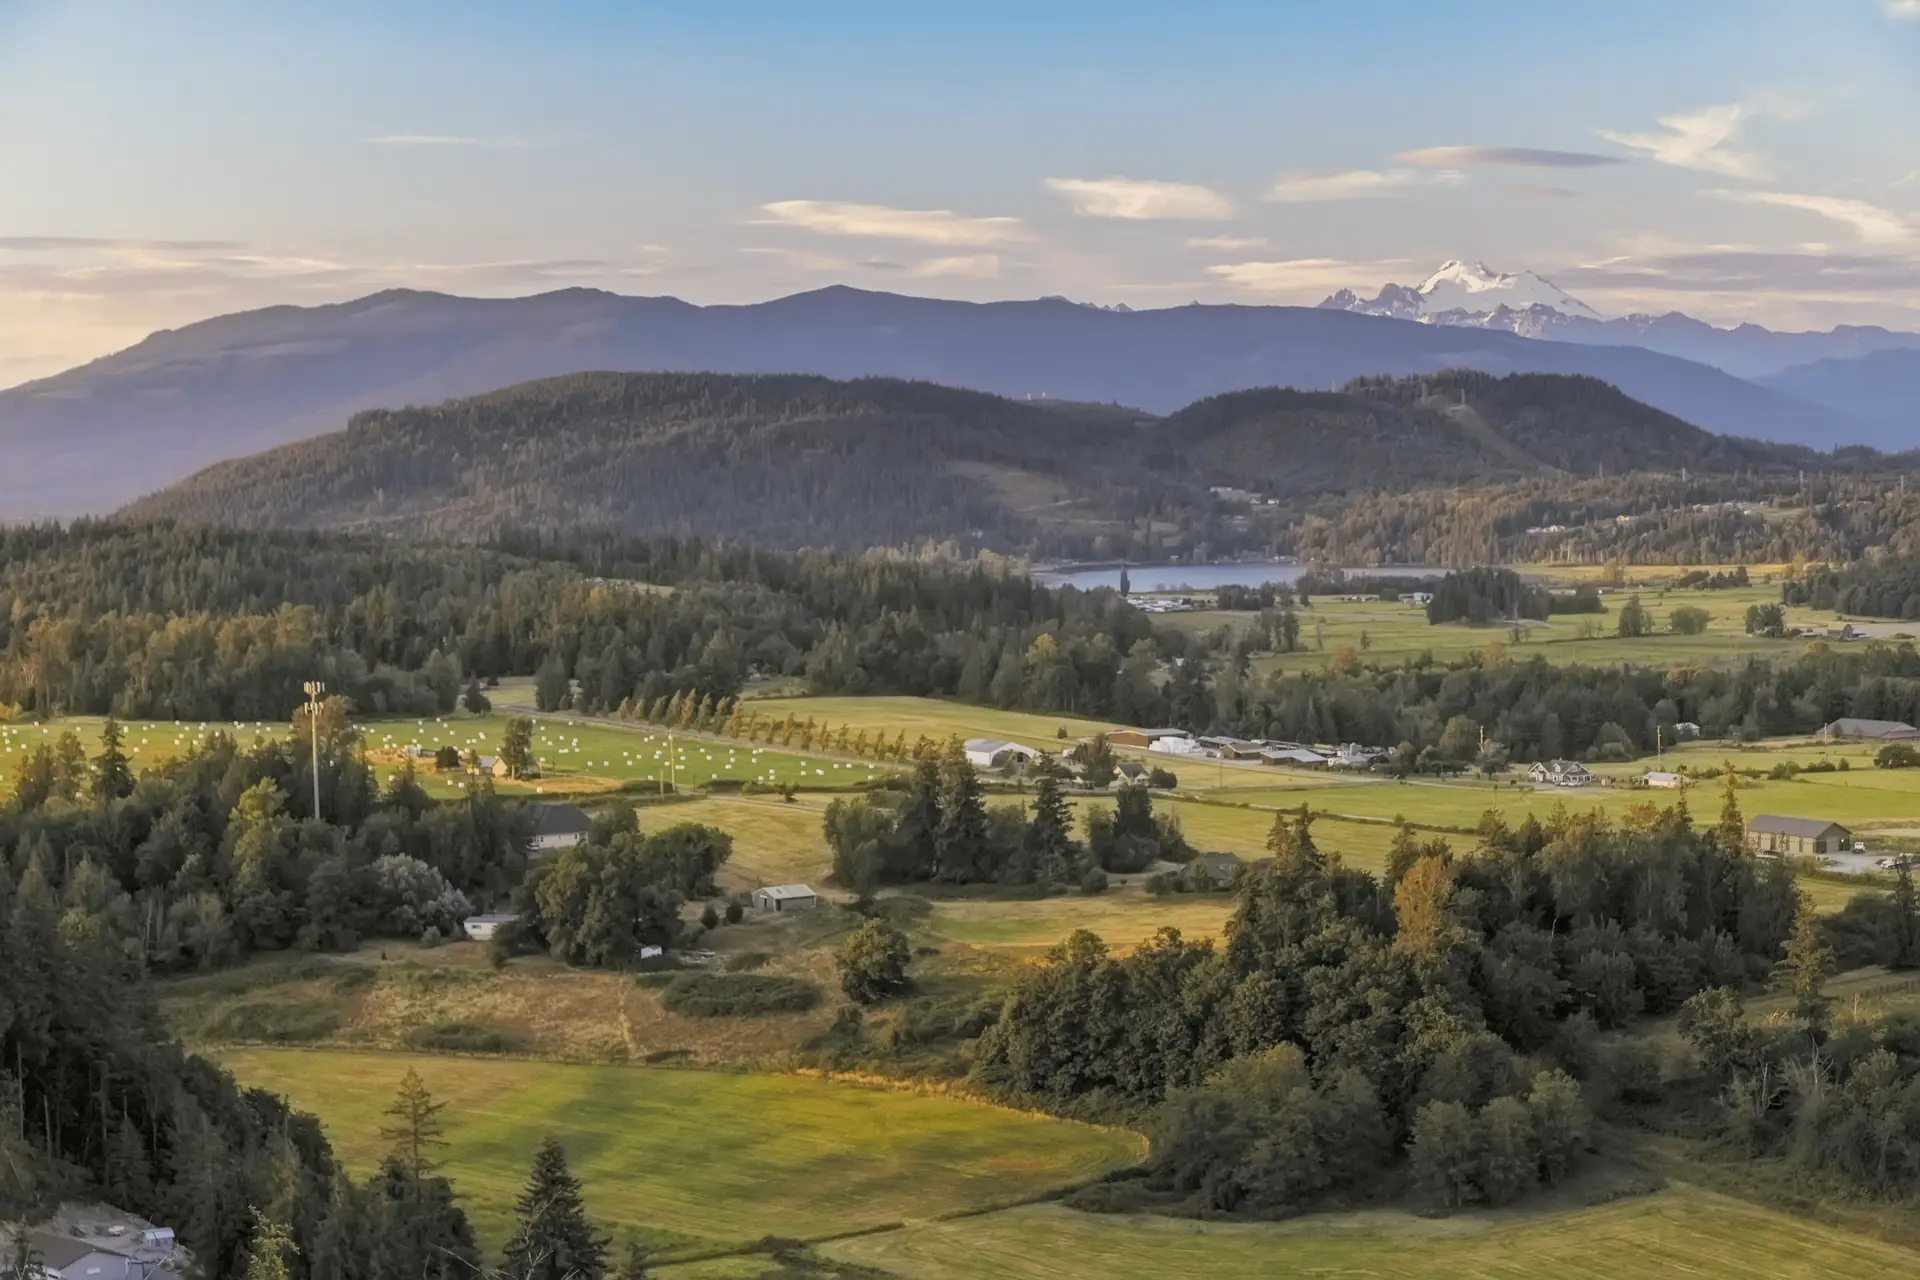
2, 0, 1919, 385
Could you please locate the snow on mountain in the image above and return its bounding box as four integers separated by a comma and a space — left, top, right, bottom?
1414, 260, 1604, 321
1322, 259, 1604, 323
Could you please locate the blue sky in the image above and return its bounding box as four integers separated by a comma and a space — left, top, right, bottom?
2, 0, 1918, 382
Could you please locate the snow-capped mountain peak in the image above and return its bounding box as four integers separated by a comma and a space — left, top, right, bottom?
1414, 259, 1604, 320
1319, 259, 1605, 324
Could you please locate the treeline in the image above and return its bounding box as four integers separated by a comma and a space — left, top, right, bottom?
1784, 554, 1920, 620
0, 521, 1165, 723
973, 795, 1801, 1213
821, 745, 1187, 895
1192, 641, 1920, 764
1424, 568, 1551, 625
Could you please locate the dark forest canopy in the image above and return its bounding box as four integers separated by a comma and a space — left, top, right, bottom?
1783, 553, 1920, 620
121, 370, 1904, 560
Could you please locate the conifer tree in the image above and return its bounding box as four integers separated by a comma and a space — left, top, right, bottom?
933, 738, 990, 882
501, 1137, 609, 1280
1893, 857, 1919, 969
242, 1212, 295, 1280
1027, 763, 1074, 889
91, 717, 134, 801
379, 1067, 449, 1185
1773, 889, 1835, 1043
1717, 762, 1746, 853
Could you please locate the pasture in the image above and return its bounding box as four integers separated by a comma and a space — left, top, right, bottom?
810, 1190, 1920, 1280
218, 1049, 1142, 1255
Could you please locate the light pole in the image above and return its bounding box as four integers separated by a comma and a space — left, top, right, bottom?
303, 680, 325, 820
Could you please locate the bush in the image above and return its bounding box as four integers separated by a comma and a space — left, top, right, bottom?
724, 900, 745, 924
404, 1021, 525, 1054
700, 903, 721, 930
838, 918, 912, 1004
202, 1001, 341, 1044
660, 972, 821, 1016
1146, 767, 1178, 789
1878, 743, 1920, 770
725, 950, 771, 972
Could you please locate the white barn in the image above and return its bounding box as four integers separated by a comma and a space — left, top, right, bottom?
752, 884, 819, 912
963, 738, 1037, 769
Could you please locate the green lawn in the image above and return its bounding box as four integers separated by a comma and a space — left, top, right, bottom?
926, 891, 1235, 953
0, 716, 279, 783
813, 1191, 1920, 1280
219, 1049, 1141, 1256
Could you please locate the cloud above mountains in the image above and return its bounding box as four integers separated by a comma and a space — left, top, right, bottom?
755, 201, 1027, 246
1045, 177, 1235, 220
1597, 104, 1769, 180
1264, 168, 1467, 202
1397, 146, 1625, 169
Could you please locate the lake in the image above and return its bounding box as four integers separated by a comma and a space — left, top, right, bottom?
1035, 562, 1443, 592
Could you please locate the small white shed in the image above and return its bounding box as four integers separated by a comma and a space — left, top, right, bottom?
752, 884, 819, 913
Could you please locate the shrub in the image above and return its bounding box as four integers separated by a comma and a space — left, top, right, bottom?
202, 1001, 341, 1044
837, 919, 912, 1004
1877, 743, 1920, 770
724, 950, 771, 972
724, 900, 745, 924
660, 972, 821, 1016
1080, 868, 1110, 895
404, 1021, 525, 1054
700, 903, 721, 930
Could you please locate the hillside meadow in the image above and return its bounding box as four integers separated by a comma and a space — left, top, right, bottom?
216, 1048, 1142, 1256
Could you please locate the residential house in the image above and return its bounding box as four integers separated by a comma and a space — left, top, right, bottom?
1113, 760, 1149, 785
470, 755, 512, 779
963, 738, 1037, 770
1821, 718, 1920, 742
1643, 771, 1685, 789
528, 802, 592, 852
1108, 728, 1189, 749
1528, 760, 1593, 787
1, 1205, 186, 1280
1181, 852, 1244, 892
1399, 592, 1435, 606
462, 913, 519, 941
1747, 815, 1852, 857
752, 884, 819, 912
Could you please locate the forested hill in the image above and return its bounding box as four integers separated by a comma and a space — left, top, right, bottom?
123, 369, 1863, 551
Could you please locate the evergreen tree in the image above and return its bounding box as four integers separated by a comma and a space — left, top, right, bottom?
91, 717, 135, 801
461, 677, 492, 715
1027, 765, 1075, 889
1717, 764, 1746, 853
534, 654, 571, 713
933, 739, 990, 882
242, 1212, 296, 1280
1894, 857, 1919, 969
1773, 889, 1836, 1043
501, 1137, 609, 1280
51, 730, 87, 803
501, 716, 538, 780
379, 1068, 449, 1184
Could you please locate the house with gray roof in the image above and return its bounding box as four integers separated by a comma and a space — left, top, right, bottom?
1747, 815, 1852, 857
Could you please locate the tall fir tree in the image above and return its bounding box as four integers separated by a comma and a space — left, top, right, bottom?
501, 1137, 609, 1280
91, 717, 134, 801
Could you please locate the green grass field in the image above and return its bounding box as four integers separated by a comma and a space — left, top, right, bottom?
219, 1049, 1141, 1255
925, 891, 1236, 953
809, 1191, 1920, 1280
0, 716, 279, 784
362, 712, 877, 799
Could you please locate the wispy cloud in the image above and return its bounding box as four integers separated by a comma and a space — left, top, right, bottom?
1597, 104, 1767, 180
1263, 168, 1465, 202
1706, 189, 1915, 245
1186, 234, 1268, 250
1397, 146, 1624, 169
755, 200, 1025, 245
363, 134, 532, 148
1206, 257, 1409, 295
1884, 0, 1920, 18
910, 254, 1000, 279
1043, 176, 1234, 220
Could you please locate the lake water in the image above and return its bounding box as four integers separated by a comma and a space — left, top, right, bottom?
1035, 562, 1443, 592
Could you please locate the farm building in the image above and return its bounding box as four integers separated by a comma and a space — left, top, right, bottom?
1108, 728, 1189, 749
1821, 718, 1919, 741
462, 913, 519, 941
963, 738, 1038, 769
1747, 815, 1852, 857
1148, 734, 1208, 757
1217, 740, 1272, 761
1528, 760, 1593, 787
528, 802, 592, 851
1260, 747, 1329, 768
752, 883, 819, 912
1643, 771, 1685, 789
471, 755, 512, 778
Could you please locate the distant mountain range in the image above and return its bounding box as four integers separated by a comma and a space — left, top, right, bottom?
122, 369, 1857, 551
0, 285, 1885, 519
1320, 260, 1920, 442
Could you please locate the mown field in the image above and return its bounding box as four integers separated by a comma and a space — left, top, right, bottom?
798, 1190, 1920, 1280
218, 1049, 1142, 1256
1150, 574, 1900, 677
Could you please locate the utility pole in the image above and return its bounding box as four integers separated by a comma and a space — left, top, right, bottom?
668, 731, 678, 794
303, 680, 325, 820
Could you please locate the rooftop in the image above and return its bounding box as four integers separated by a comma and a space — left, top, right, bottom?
756, 883, 817, 900
1748, 814, 1847, 838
